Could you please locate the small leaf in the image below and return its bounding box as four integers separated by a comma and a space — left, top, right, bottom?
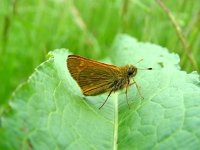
0, 35, 200, 150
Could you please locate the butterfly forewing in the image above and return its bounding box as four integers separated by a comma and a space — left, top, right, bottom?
67, 55, 121, 96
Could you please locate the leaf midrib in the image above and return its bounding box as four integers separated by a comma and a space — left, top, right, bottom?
113, 93, 118, 150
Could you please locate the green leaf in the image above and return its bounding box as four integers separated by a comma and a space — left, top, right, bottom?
1, 35, 200, 150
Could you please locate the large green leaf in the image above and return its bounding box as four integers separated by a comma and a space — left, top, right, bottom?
0, 35, 200, 150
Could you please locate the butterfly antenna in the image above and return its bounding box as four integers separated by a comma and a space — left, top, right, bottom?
135, 58, 152, 70
138, 67, 152, 70
135, 59, 144, 64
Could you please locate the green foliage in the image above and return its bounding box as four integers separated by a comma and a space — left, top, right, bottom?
0, 0, 200, 105
1, 35, 200, 150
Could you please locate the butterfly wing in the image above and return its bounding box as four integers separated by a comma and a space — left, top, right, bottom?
67, 55, 121, 96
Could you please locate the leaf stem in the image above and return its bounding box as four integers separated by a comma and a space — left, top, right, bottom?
120, 0, 129, 32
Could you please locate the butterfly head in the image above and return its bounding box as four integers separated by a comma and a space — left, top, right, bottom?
127, 65, 137, 77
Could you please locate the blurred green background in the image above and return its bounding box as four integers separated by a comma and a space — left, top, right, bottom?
0, 0, 199, 105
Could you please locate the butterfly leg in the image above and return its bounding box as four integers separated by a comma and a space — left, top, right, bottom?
132, 78, 144, 99
129, 81, 136, 86
99, 89, 113, 109
125, 83, 130, 109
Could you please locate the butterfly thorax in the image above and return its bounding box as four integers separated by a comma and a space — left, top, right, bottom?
111, 65, 137, 91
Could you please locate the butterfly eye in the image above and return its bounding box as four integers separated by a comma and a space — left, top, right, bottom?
127, 69, 133, 76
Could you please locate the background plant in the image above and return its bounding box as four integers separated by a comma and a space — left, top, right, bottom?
0, 0, 199, 111
0, 0, 200, 149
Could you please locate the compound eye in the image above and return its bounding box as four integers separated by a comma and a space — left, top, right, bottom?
127, 69, 133, 75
